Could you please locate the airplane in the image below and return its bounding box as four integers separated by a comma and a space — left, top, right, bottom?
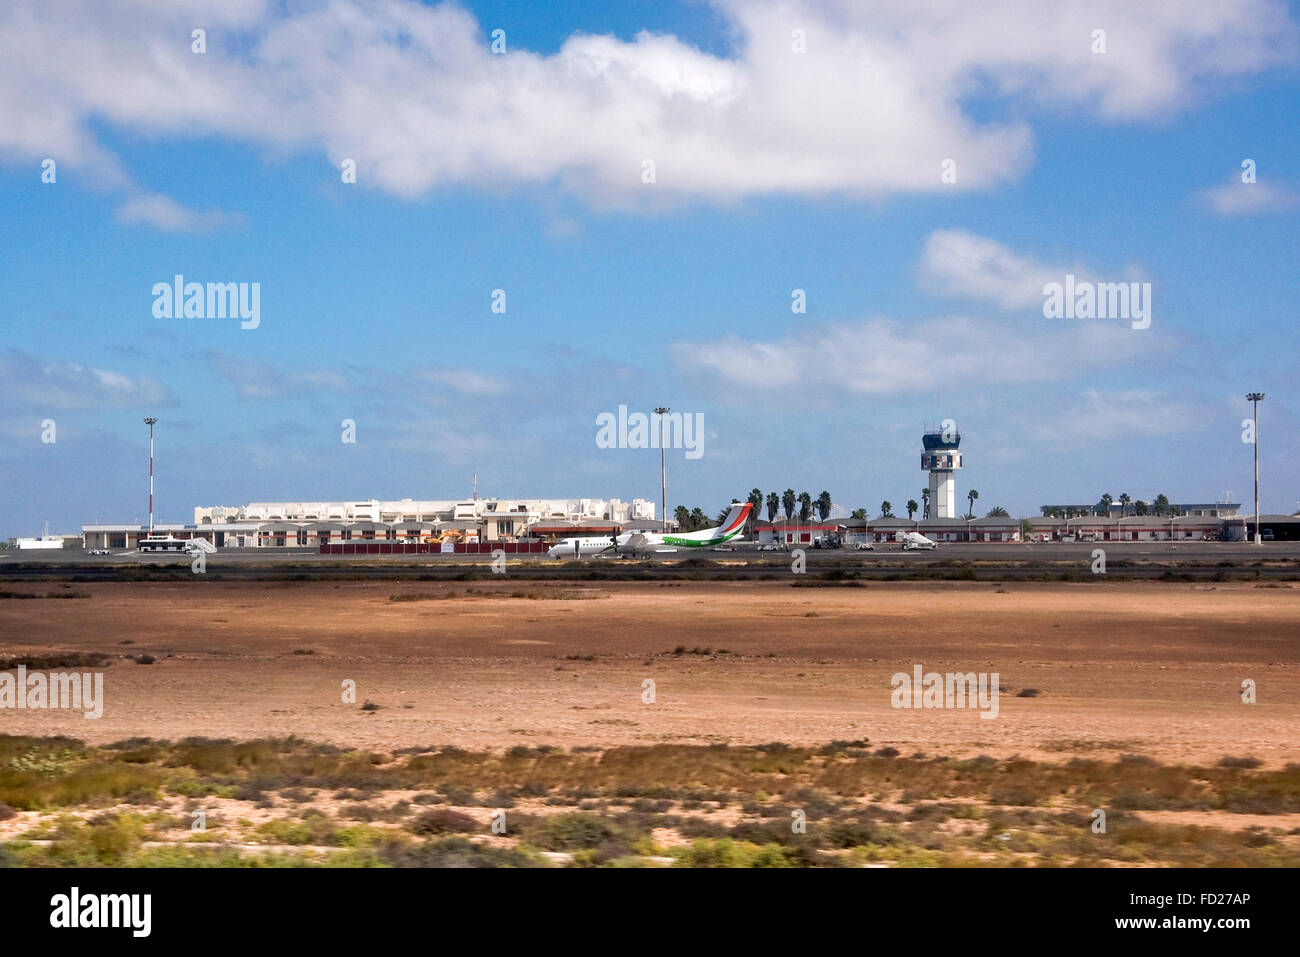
547, 502, 753, 559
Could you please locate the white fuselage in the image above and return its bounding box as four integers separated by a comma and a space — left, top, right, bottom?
548, 535, 625, 559
547, 502, 752, 559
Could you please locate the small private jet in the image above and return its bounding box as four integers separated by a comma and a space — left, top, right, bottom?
548, 502, 752, 559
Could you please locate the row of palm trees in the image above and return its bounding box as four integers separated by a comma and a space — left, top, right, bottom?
1041, 493, 1179, 519
671, 488, 1006, 531
743, 489, 836, 524
851, 489, 992, 521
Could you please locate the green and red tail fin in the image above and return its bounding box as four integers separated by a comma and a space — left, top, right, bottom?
715, 502, 752, 539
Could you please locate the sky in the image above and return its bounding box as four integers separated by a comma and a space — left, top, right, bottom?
1, 0, 1298, 536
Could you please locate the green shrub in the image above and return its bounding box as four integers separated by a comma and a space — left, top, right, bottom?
378, 836, 541, 868
673, 838, 794, 868
408, 808, 478, 836
525, 813, 628, 851
88, 813, 146, 863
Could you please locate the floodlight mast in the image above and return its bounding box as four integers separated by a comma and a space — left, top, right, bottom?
654, 407, 670, 533
144, 417, 158, 537
1246, 393, 1264, 545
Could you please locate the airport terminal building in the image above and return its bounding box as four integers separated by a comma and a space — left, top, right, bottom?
82, 497, 656, 550
80, 496, 1299, 550
757, 516, 1023, 545
753, 511, 1297, 546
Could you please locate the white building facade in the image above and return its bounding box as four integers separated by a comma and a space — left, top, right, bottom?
195, 497, 654, 527
83, 497, 655, 550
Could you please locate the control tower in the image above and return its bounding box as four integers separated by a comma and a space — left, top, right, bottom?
921, 427, 962, 519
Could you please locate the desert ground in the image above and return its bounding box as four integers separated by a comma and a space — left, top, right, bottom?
3, 577, 1299, 867
2, 578, 1297, 766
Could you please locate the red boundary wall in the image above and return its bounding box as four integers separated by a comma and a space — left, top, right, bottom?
319, 542, 549, 555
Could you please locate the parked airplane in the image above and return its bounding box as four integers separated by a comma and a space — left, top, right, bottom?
547, 502, 753, 559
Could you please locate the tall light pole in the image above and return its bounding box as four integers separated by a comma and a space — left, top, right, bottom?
654, 407, 670, 533
1247, 393, 1264, 544
143, 417, 158, 538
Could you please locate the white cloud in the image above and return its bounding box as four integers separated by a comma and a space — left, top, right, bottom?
1200, 178, 1299, 216
205, 352, 351, 400
426, 370, 508, 397
671, 313, 1157, 397
919, 229, 1100, 310
0, 349, 172, 410
0, 0, 1293, 207
205, 352, 507, 401
115, 193, 244, 233
1030, 389, 1204, 441
919, 229, 1156, 316
544, 216, 583, 240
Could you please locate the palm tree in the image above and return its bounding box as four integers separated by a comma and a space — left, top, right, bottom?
1134, 500, 1149, 516
688, 507, 707, 530
1118, 492, 1131, 516
798, 492, 813, 523
1097, 492, 1113, 516
673, 505, 690, 530
921, 488, 930, 519
782, 489, 797, 521
966, 489, 979, 519
880, 501, 893, 517
1153, 494, 1170, 516
816, 491, 832, 522
850, 508, 867, 520
906, 499, 919, 520
986, 506, 1010, 517
745, 490, 763, 535
766, 492, 780, 523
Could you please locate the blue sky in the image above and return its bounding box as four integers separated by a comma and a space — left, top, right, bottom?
1, 0, 1298, 535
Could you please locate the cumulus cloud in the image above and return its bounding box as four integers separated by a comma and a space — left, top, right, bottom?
0, 0, 1293, 207
205, 352, 352, 401
919, 229, 1101, 311
671, 313, 1157, 397
1029, 389, 1205, 441
0, 348, 172, 410
115, 193, 244, 233
1200, 178, 1299, 216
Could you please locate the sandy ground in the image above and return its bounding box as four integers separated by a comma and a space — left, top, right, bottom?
2, 579, 1297, 766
